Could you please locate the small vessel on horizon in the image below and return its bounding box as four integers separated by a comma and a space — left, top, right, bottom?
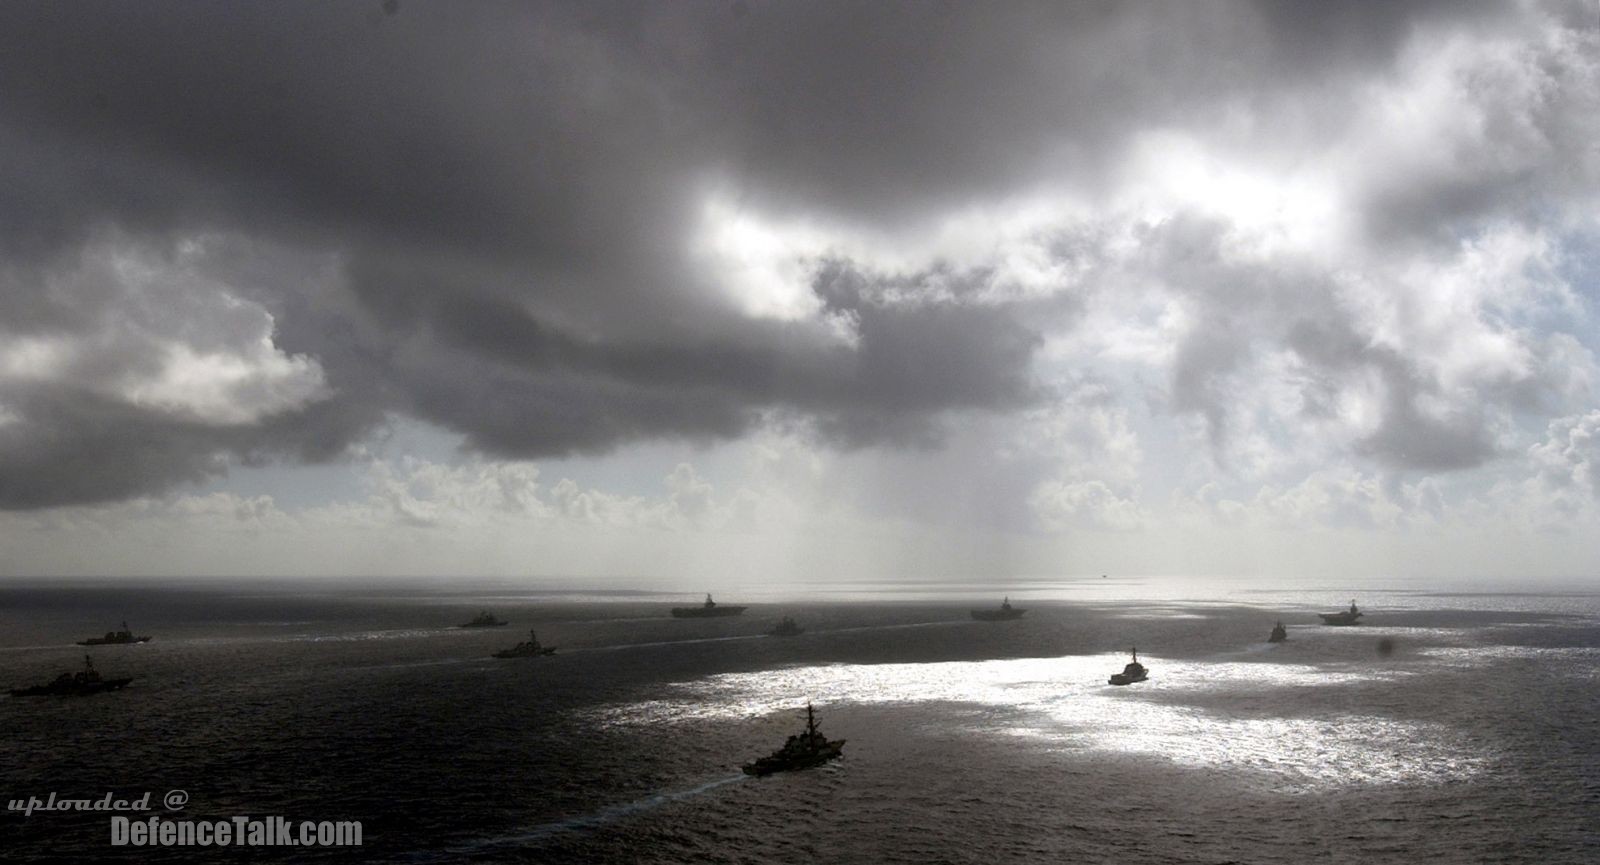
768, 616, 805, 637
459, 611, 509, 628
492, 629, 556, 658
971, 597, 1026, 621
1108, 647, 1148, 686
77, 621, 150, 646
1268, 621, 1288, 643
10, 656, 132, 697
1318, 600, 1364, 626
742, 703, 846, 776
671, 594, 747, 618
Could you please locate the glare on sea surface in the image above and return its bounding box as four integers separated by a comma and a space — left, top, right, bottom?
594, 653, 1488, 792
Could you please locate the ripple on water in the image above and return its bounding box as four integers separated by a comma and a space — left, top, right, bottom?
589, 653, 1491, 792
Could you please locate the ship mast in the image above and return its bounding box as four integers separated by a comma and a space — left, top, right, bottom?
806, 702, 817, 738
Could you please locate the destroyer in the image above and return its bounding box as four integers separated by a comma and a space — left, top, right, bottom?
768, 616, 805, 637
10, 656, 132, 697
670, 594, 747, 618
970, 597, 1026, 621
459, 611, 509, 628
742, 703, 846, 776
1268, 621, 1288, 643
1318, 600, 1363, 626
1108, 647, 1148, 685
77, 621, 150, 646
492, 629, 556, 658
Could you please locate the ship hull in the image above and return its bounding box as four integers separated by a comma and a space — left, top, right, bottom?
1108, 673, 1147, 686
492, 648, 557, 658
742, 743, 845, 776
670, 607, 747, 618
1317, 614, 1361, 626
458, 622, 509, 628
10, 678, 132, 697
970, 610, 1025, 621
76, 637, 150, 646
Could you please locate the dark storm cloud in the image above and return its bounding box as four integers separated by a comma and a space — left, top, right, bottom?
0, 383, 378, 509
3, 0, 1498, 267
0, 0, 1565, 508
374, 258, 1043, 457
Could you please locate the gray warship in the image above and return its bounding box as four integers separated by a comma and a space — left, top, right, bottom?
671, 594, 747, 618
492, 629, 556, 658
77, 621, 150, 646
1108, 647, 1148, 685
10, 656, 132, 697
1318, 600, 1363, 626
742, 703, 846, 776
970, 597, 1026, 621
768, 617, 805, 637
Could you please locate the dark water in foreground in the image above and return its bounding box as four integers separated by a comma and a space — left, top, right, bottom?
1, 579, 1597, 863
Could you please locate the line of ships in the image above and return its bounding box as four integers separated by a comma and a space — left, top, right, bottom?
7, 597, 1370, 775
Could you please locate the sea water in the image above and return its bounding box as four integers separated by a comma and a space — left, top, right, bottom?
1, 577, 1595, 863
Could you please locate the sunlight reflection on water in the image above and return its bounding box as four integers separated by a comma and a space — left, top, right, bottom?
593, 653, 1488, 791
1418, 645, 1600, 680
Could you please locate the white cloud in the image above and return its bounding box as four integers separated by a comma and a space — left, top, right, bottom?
122, 337, 326, 425
0, 236, 330, 426
1531, 410, 1600, 497
1030, 480, 1143, 532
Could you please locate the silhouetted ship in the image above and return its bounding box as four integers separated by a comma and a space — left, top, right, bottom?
77, 621, 150, 646
670, 594, 747, 618
1268, 621, 1288, 643
492, 629, 556, 658
768, 616, 805, 637
1108, 647, 1148, 685
1318, 600, 1363, 626
459, 611, 509, 628
10, 656, 132, 697
742, 703, 846, 776
971, 597, 1026, 621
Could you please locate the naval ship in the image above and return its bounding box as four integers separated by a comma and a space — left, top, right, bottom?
1318, 600, 1364, 626
742, 703, 846, 776
970, 597, 1026, 621
77, 621, 150, 646
768, 617, 805, 637
10, 656, 132, 697
492, 629, 556, 658
670, 594, 747, 618
1108, 647, 1149, 685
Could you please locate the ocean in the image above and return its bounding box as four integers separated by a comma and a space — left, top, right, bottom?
1, 577, 1596, 863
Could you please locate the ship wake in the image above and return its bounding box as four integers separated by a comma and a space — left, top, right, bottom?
405, 774, 748, 861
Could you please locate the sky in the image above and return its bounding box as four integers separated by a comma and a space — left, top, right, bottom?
0, 1, 1597, 584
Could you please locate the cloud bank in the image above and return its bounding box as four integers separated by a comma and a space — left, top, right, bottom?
0, 1, 1596, 578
